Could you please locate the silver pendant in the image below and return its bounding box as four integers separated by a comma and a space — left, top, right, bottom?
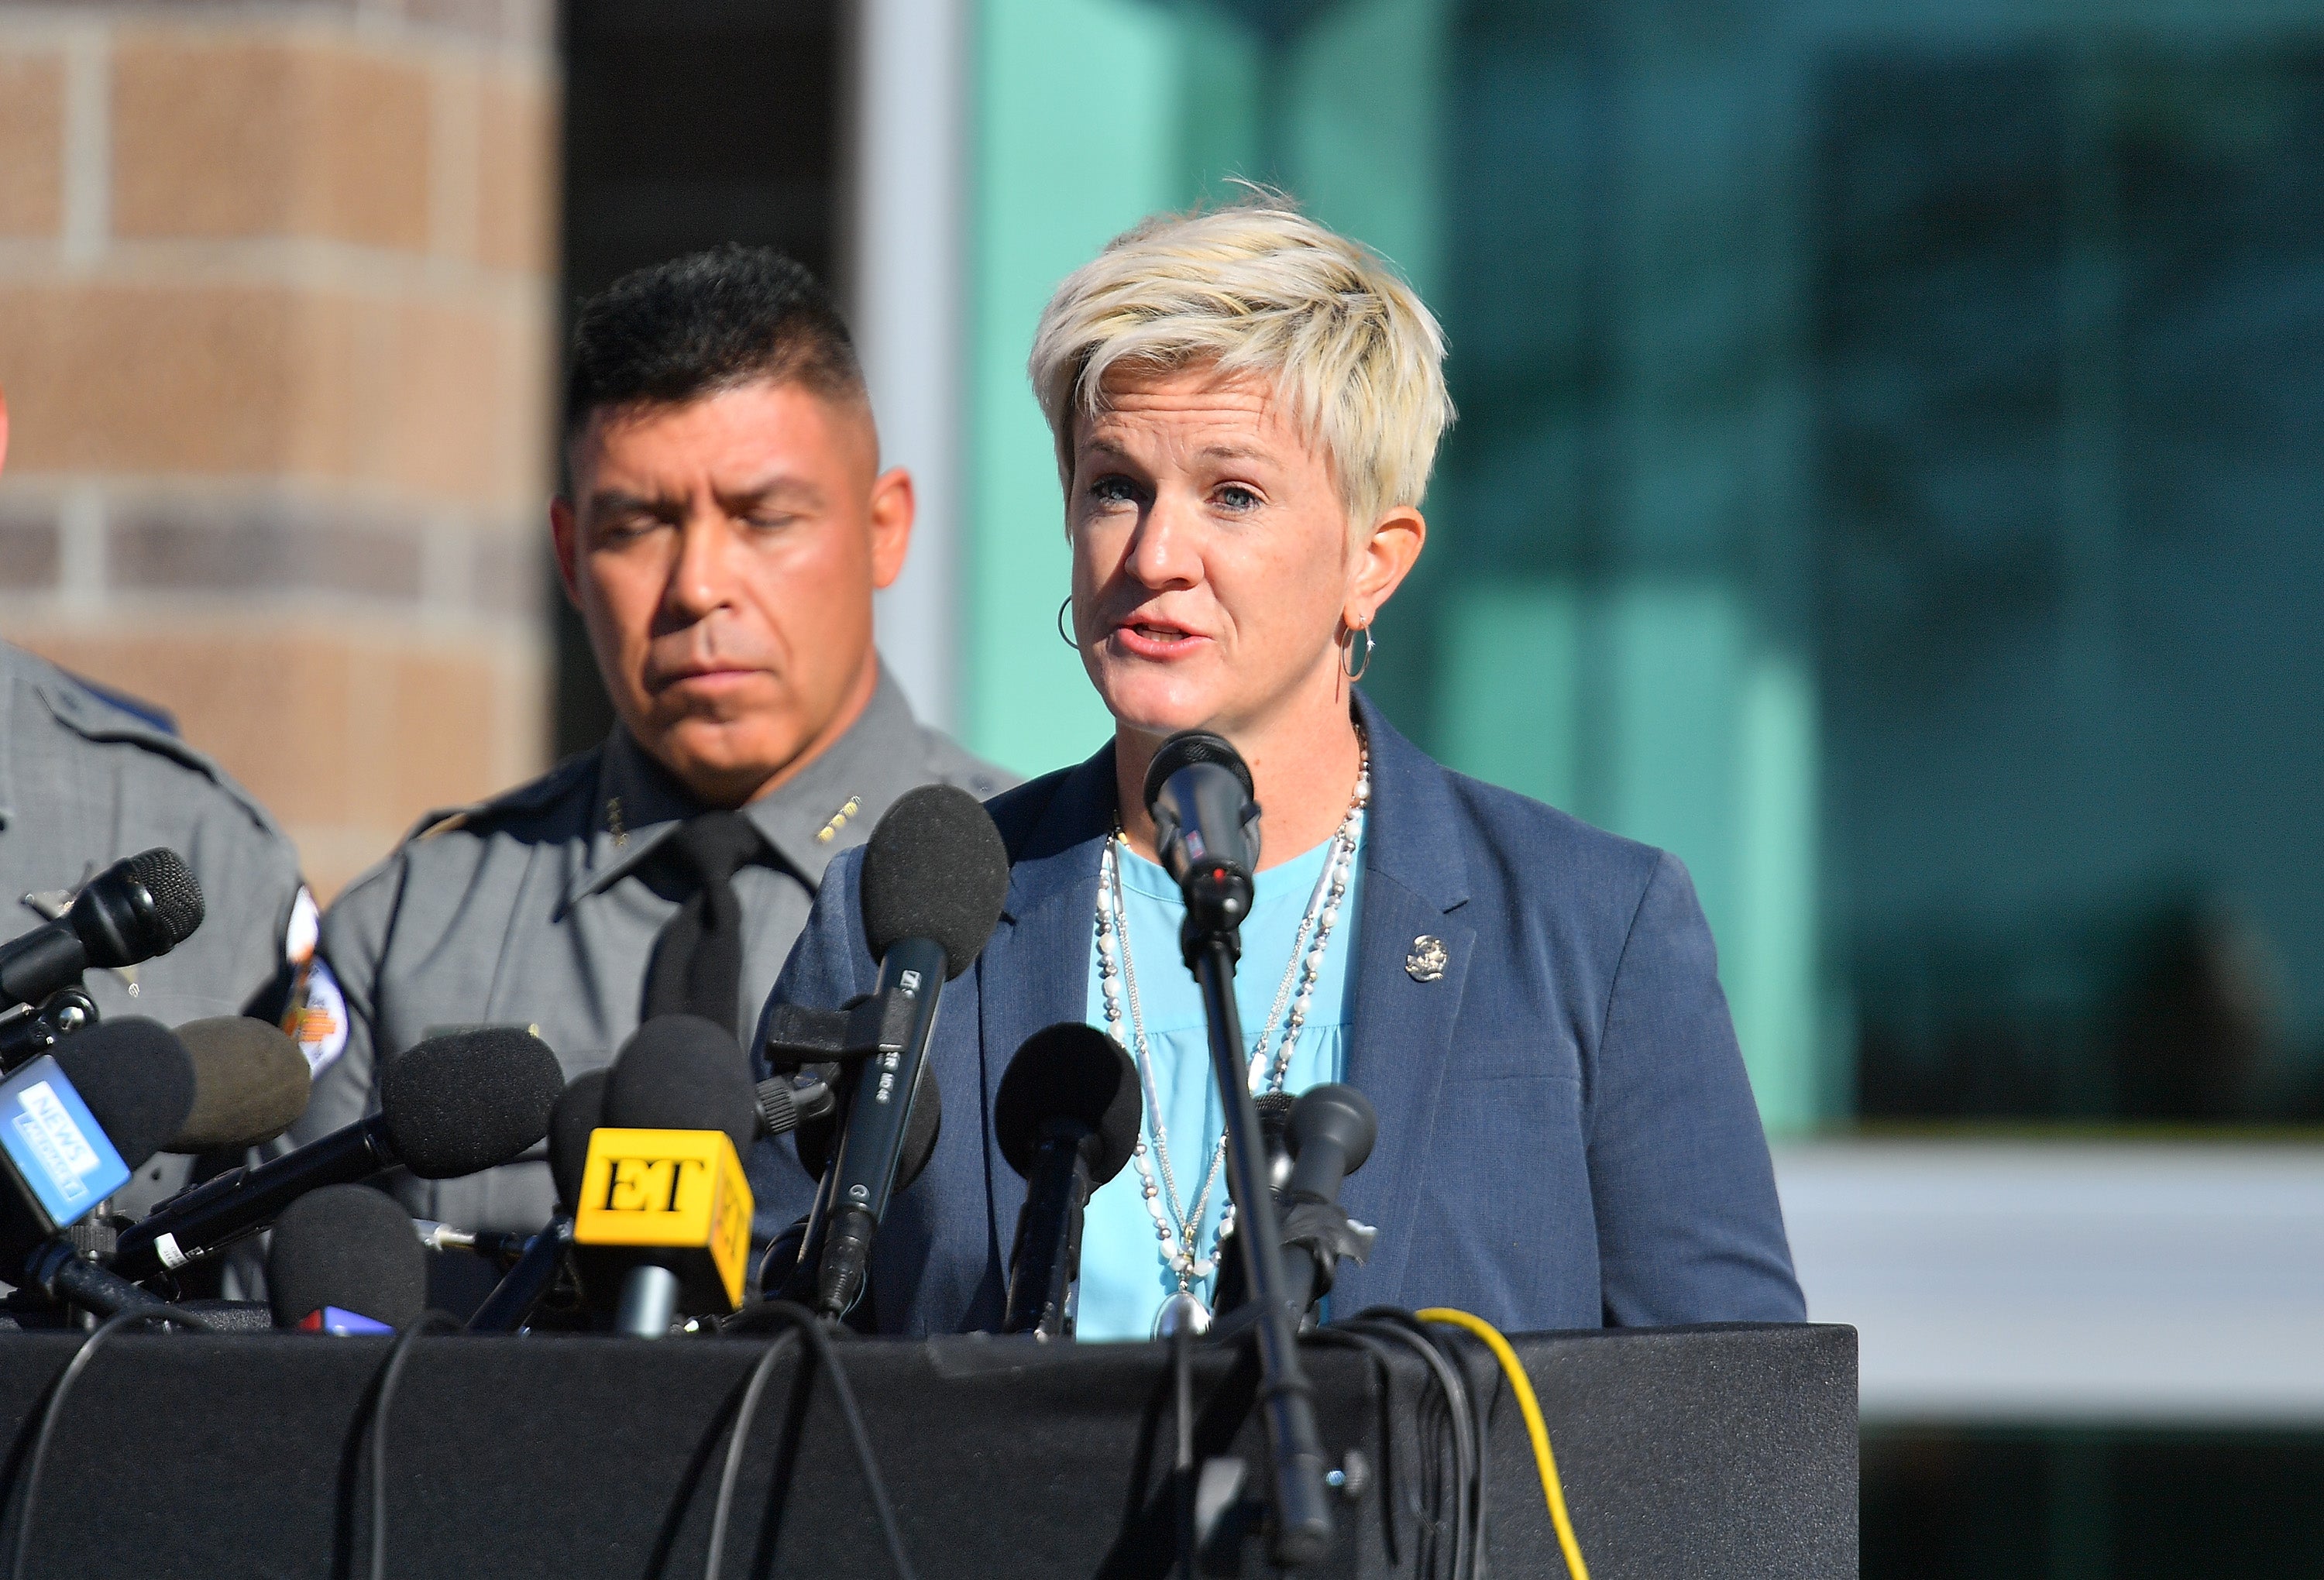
1154, 1290, 1212, 1339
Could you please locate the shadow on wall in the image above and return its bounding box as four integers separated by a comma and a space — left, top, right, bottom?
1852, 889, 2298, 1123
1863, 1426, 2324, 1579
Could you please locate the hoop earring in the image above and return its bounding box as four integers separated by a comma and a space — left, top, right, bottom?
1057, 596, 1080, 651
1342, 621, 1376, 682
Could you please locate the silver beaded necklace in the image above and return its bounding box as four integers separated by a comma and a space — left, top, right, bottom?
1094, 735, 1370, 1330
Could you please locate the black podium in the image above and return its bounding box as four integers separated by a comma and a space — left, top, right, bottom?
0, 1321, 1855, 1578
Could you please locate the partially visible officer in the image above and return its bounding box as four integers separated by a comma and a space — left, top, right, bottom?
292, 248, 1012, 1242
0, 381, 311, 1216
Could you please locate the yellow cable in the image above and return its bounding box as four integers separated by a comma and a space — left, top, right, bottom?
1416, 1307, 1591, 1580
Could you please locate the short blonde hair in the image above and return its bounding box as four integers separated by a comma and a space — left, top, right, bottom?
1028, 196, 1453, 531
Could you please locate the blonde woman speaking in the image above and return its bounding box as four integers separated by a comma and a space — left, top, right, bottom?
753, 199, 1804, 1340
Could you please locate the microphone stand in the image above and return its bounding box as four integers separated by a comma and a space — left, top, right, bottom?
1188, 926, 1333, 1568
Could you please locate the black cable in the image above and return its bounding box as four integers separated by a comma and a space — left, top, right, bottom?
1367, 1310, 1494, 1580
1322, 1321, 1452, 1578
369, 1310, 462, 1580
5, 1309, 182, 1580
703, 1328, 799, 1580
1347, 1314, 1478, 1580
703, 1303, 916, 1580
1302, 1327, 1408, 1571
1370, 1317, 1480, 1580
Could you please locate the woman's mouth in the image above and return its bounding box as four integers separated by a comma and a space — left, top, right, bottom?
1109, 620, 1207, 660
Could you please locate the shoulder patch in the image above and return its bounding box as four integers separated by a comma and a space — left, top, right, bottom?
283, 955, 350, 1077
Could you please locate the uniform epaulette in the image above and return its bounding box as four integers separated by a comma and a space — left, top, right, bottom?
396, 747, 601, 850
29, 670, 286, 840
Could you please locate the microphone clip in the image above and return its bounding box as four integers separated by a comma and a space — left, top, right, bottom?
0, 986, 100, 1074
761, 991, 917, 1074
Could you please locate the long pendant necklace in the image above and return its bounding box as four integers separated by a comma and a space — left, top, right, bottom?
1095, 734, 1370, 1334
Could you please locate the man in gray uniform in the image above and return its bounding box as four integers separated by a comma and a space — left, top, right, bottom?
0, 389, 310, 1217
293, 248, 1011, 1245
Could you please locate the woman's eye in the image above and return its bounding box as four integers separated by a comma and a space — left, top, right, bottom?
1216, 484, 1260, 512
1090, 476, 1139, 505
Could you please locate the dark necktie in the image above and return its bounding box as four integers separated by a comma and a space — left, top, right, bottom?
641, 810, 767, 1036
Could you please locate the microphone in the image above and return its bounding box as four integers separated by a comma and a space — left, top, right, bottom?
1256, 1091, 1296, 1192
1278, 1084, 1379, 1317
4, 1019, 199, 1324
466, 1070, 604, 1334
809, 785, 1008, 1319
1143, 732, 1260, 944
995, 1024, 1141, 1338
792, 1067, 940, 1185
572, 1016, 758, 1337
549, 1068, 607, 1212
1212, 1091, 1298, 1318
164, 1016, 312, 1153
269, 1183, 427, 1333
0, 848, 205, 1012
110, 1026, 563, 1283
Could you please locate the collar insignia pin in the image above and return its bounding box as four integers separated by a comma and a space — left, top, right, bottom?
815, 795, 862, 845
1406, 935, 1448, 983
605, 796, 627, 850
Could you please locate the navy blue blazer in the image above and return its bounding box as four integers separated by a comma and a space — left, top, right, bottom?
748, 693, 1804, 1335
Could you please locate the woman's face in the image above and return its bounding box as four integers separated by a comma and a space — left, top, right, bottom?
1066, 364, 1375, 744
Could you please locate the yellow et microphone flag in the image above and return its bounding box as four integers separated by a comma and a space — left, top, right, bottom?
572, 1128, 754, 1314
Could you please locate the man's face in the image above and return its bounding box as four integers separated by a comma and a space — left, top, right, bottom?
552, 379, 912, 807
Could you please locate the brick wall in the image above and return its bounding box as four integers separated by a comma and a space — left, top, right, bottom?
0, 0, 557, 897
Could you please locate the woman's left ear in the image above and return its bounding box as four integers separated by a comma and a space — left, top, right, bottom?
1349, 504, 1426, 616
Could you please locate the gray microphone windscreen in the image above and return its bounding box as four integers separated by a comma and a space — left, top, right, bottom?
166, 1016, 311, 1152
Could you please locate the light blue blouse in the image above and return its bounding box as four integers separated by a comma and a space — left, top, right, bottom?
1074, 830, 1365, 1341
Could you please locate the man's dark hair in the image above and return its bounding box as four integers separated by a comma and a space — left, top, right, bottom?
562, 245, 866, 444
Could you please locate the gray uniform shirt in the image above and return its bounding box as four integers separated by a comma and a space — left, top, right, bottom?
295, 667, 1013, 1235
0, 642, 307, 1213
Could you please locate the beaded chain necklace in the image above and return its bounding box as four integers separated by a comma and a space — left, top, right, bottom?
1094, 733, 1370, 1333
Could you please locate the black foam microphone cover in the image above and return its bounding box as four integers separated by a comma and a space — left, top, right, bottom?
602, 1015, 756, 1157
51, 1016, 196, 1171
995, 1023, 1142, 1186
858, 785, 1009, 977
376, 1027, 564, 1179
793, 1063, 941, 1188
548, 1069, 607, 1212
266, 1183, 427, 1330
166, 1016, 312, 1152
93, 847, 206, 959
